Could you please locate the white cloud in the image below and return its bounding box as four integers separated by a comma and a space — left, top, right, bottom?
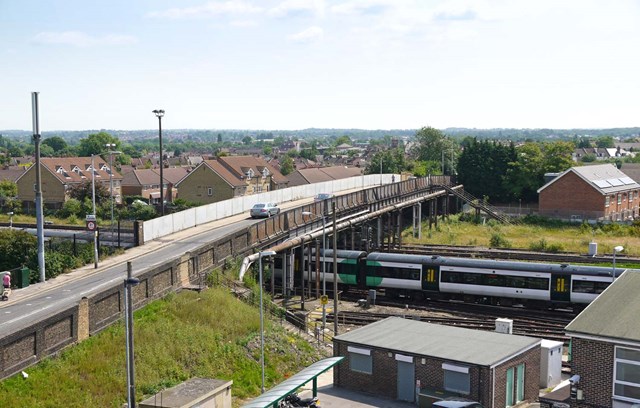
147, 0, 262, 19
330, 0, 395, 16
268, 0, 325, 18
287, 26, 324, 42
32, 31, 137, 47
229, 19, 259, 27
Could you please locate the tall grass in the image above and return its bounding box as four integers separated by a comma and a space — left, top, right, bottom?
403, 214, 640, 260
0, 288, 328, 407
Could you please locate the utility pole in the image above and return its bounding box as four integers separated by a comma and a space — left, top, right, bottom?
31, 92, 45, 282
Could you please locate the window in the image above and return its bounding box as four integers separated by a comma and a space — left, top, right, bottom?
348, 347, 372, 374
618, 194, 622, 205
614, 346, 640, 402
572, 280, 609, 294
606, 196, 610, 207
207, 187, 213, 196
443, 363, 470, 394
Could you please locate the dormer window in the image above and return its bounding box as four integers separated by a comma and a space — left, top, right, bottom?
246, 168, 255, 178
262, 168, 270, 178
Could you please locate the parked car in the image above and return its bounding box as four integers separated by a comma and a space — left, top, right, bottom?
432, 398, 484, 408
314, 193, 334, 202
250, 203, 280, 218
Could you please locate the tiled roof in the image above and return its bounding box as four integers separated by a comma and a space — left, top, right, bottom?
538, 164, 640, 195
17, 157, 122, 184
217, 155, 288, 184
122, 167, 189, 187
290, 166, 362, 184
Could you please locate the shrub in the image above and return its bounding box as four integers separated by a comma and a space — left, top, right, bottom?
489, 233, 511, 248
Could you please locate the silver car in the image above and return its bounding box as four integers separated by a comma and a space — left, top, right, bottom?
250, 203, 280, 218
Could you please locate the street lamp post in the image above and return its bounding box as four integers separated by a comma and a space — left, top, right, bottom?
8, 212, 13, 230
152, 109, 165, 216
105, 144, 121, 238
613, 245, 624, 282
302, 210, 327, 340
91, 154, 98, 269
258, 250, 276, 393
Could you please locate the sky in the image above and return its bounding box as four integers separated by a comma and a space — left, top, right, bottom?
1, 0, 639, 132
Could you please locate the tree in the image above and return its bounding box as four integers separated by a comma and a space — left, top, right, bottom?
0, 180, 17, 198
365, 149, 406, 175
280, 156, 294, 175
0, 229, 36, 271
77, 132, 119, 157
504, 142, 545, 201
596, 136, 615, 148
334, 136, 351, 146
67, 181, 110, 206
242, 136, 252, 145
542, 141, 575, 173
411, 127, 457, 162
42, 136, 68, 153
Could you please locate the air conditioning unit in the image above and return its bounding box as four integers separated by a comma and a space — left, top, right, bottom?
495, 318, 513, 334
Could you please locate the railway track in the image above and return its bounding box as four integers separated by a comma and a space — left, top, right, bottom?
392, 243, 640, 266
337, 292, 574, 344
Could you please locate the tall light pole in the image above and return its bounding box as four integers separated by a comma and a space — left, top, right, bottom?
91, 155, 98, 269
613, 245, 624, 282
31, 92, 45, 282
258, 250, 276, 393
379, 155, 383, 185
105, 144, 120, 237
152, 109, 165, 216
302, 210, 327, 340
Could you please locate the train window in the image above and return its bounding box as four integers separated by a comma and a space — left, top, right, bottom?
525, 277, 549, 290
484, 274, 506, 287
507, 277, 526, 288
572, 281, 609, 294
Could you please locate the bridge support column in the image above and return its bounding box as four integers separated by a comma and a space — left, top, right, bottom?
315, 240, 320, 299
396, 210, 402, 248
413, 204, 422, 239
377, 217, 382, 248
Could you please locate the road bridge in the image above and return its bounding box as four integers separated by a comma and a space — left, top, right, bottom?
0, 175, 499, 380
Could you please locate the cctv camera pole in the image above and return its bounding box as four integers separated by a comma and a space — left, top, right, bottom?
91, 155, 98, 269
31, 92, 46, 282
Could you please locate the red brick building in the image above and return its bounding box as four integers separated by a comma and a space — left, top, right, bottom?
538, 164, 640, 222
560, 271, 640, 408
333, 317, 540, 407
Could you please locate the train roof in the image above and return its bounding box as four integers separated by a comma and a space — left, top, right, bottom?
319, 249, 366, 259
366, 252, 622, 277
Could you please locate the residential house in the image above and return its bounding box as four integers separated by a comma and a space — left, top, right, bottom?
16, 156, 122, 210
121, 167, 188, 205
175, 156, 288, 205
333, 317, 540, 407
537, 164, 640, 222
286, 166, 363, 187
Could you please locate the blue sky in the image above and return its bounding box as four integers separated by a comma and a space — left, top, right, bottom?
1, 0, 639, 131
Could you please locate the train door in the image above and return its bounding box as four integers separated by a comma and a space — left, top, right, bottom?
422, 265, 439, 292
550, 273, 570, 302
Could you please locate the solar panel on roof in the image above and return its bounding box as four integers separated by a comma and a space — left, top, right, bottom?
607, 178, 624, 187
593, 179, 611, 188
620, 177, 636, 185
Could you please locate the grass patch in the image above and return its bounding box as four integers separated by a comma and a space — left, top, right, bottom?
0, 287, 328, 407
403, 214, 640, 262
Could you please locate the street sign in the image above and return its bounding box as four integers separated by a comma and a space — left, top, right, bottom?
86, 214, 97, 231
320, 295, 329, 305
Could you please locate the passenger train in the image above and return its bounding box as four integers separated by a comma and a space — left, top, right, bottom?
273, 250, 624, 308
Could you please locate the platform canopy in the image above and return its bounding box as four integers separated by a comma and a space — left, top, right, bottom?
242, 356, 344, 408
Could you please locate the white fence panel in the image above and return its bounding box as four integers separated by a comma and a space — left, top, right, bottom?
142, 173, 401, 243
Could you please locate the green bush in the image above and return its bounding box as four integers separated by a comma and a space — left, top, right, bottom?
489, 233, 511, 248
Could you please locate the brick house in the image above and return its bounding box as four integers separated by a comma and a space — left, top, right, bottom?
121, 167, 188, 205
15, 156, 122, 210
557, 271, 640, 408
175, 156, 288, 205
537, 164, 640, 222
333, 317, 540, 407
